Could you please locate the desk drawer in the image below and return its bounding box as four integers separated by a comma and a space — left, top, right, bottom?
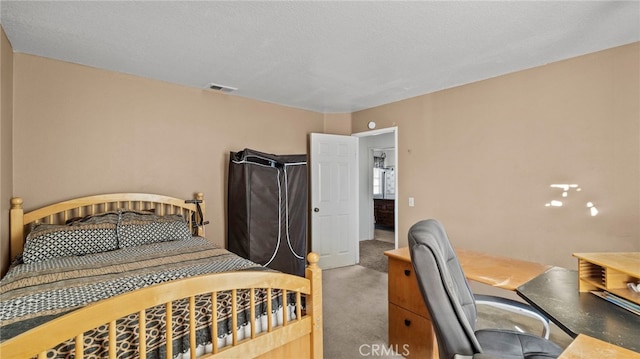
388, 303, 437, 358
388, 258, 430, 318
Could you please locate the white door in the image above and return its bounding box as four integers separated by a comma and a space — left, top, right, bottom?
310, 133, 358, 269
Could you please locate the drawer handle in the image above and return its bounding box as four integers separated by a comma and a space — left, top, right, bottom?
404, 319, 411, 327
404, 269, 411, 276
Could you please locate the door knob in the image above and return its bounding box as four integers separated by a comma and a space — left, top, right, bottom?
314, 208, 320, 212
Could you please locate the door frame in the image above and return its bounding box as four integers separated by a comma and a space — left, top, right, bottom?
352, 127, 398, 248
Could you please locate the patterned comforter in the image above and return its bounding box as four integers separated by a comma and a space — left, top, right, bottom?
0, 237, 292, 358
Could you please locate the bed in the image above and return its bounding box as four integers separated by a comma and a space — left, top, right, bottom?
0, 192, 323, 359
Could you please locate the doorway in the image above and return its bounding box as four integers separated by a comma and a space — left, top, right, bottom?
308, 129, 397, 270
353, 127, 398, 249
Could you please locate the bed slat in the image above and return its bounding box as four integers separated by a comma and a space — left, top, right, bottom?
75, 333, 84, 359
211, 292, 218, 354
166, 302, 173, 357
139, 309, 147, 359
189, 296, 196, 359
296, 291, 302, 323
267, 288, 273, 332
231, 289, 238, 346
250, 288, 256, 339
109, 320, 116, 359
283, 289, 288, 326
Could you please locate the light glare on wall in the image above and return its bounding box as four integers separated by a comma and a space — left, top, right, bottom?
587, 202, 599, 217
550, 184, 579, 191
545, 200, 563, 207
546, 183, 599, 217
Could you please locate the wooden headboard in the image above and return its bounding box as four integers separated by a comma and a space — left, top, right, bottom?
10, 192, 205, 260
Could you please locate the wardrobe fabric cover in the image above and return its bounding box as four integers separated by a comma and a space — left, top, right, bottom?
227, 148, 308, 277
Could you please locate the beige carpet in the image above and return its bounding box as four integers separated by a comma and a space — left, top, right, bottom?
323, 265, 403, 358
375, 228, 395, 243
359, 239, 395, 273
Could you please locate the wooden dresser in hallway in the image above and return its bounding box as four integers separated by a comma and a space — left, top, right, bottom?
385, 247, 438, 358
374, 199, 395, 228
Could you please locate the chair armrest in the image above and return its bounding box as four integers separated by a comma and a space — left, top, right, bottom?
474, 294, 550, 339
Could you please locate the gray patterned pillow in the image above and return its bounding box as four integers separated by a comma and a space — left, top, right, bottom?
23, 212, 119, 264
117, 210, 192, 248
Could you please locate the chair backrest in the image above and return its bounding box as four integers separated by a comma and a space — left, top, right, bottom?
408, 219, 482, 358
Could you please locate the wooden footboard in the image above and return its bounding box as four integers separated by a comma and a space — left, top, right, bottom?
0, 254, 322, 359
3, 193, 323, 359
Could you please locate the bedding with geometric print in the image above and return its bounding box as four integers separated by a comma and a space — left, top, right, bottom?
0, 237, 298, 358
117, 210, 192, 248
21, 212, 119, 264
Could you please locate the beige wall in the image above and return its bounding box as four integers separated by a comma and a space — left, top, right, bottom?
323, 113, 352, 135
353, 42, 640, 268
1, 27, 14, 276
10, 54, 324, 253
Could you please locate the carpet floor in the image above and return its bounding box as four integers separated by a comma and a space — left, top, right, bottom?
359, 239, 395, 273
323, 265, 403, 358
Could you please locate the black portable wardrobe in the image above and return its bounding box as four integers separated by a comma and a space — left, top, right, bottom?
227, 148, 308, 277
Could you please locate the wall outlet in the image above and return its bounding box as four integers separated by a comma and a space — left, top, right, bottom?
408, 197, 415, 207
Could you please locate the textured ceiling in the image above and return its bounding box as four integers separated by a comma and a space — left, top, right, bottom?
1, 1, 639, 113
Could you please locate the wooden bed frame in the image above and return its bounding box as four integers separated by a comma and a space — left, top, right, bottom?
2, 192, 323, 359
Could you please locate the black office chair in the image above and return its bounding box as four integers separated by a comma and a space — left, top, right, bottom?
408, 219, 563, 359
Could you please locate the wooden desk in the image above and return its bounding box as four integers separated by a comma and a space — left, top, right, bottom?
384, 247, 550, 358
386, 247, 640, 357
386, 247, 550, 291
517, 267, 640, 352
559, 334, 640, 359
456, 248, 551, 290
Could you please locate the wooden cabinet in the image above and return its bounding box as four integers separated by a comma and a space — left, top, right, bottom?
573, 252, 640, 305
385, 248, 438, 358
374, 199, 395, 228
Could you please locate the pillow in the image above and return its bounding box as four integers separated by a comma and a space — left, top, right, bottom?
23, 212, 119, 264
117, 210, 192, 248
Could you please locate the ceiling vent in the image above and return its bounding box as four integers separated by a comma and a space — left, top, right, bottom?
207, 82, 237, 93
